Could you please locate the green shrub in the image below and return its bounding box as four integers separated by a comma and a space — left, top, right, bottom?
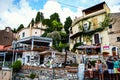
12, 60, 22, 72
30, 73, 36, 79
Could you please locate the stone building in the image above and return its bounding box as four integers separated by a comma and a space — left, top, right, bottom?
0, 27, 15, 46
108, 13, 120, 55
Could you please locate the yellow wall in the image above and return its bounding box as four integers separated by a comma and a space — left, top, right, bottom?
70, 2, 110, 54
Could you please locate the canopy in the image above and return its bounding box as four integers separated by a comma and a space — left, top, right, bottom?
77, 45, 100, 49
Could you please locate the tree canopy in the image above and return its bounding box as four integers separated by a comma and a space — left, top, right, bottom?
17, 24, 24, 32
35, 11, 44, 24
12, 12, 73, 52
64, 16, 72, 34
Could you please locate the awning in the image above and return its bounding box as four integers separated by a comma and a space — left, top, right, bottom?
77, 45, 101, 49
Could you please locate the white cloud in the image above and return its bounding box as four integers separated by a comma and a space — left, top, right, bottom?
0, 0, 37, 29
0, 0, 120, 30
41, 0, 82, 23
0, 0, 81, 29
100, 0, 120, 13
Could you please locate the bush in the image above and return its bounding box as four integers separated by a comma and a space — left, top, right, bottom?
30, 73, 36, 79
12, 60, 22, 72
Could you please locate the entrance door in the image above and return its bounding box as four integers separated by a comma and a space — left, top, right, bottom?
40, 55, 44, 64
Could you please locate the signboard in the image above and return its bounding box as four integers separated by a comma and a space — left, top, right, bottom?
103, 46, 109, 50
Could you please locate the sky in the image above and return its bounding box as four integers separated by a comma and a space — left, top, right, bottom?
0, 0, 120, 30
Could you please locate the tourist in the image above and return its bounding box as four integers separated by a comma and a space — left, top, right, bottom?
106, 56, 114, 80
95, 60, 104, 80
113, 57, 120, 80
86, 60, 93, 78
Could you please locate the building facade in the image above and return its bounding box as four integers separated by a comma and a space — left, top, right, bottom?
70, 2, 112, 55
107, 13, 120, 55
0, 27, 15, 46
17, 22, 46, 40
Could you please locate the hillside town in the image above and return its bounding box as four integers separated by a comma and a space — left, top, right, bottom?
0, 1, 120, 80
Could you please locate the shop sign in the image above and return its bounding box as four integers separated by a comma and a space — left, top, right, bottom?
103, 46, 109, 50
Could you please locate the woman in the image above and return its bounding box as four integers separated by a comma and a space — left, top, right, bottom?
86, 60, 93, 78
113, 57, 120, 80
96, 60, 104, 80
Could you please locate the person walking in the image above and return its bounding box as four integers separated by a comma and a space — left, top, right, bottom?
106, 56, 114, 80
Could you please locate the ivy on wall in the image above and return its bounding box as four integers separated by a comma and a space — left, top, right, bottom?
79, 14, 112, 36
71, 14, 112, 52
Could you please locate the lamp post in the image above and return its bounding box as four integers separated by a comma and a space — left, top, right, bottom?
12, 41, 16, 65
12, 41, 16, 80
52, 58, 55, 80
64, 50, 67, 68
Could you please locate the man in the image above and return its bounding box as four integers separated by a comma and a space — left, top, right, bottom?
106, 56, 114, 80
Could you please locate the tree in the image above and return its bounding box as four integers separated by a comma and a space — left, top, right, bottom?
35, 11, 44, 24
64, 16, 72, 34
17, 24, 24, 32
12, 28, 17, 33
63, 16, 72, 43
52, 20, 63, 31
41, 13, 63, 37
58, 41, 68, 52
47, 31, 61, 46
40, 12, 44, 21
50, 13, 61, 22
31, 18, 34, 27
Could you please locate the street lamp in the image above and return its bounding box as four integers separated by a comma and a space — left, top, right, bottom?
64, 50, 67, 68
12, 41, 16, 80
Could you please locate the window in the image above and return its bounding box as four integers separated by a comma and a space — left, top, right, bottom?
27, 56, 30, 63
109, 24, 112, 29
117, 37, 120, 42
83, 23, 88, 31
35, 32, 37, 34
22, 32, 25, 37
4, 36, 9, 40
94, 34, 100, 44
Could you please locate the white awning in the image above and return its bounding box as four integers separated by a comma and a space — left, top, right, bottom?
77, 45, 100, 49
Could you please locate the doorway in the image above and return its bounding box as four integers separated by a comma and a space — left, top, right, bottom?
40, 55, 44, 64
